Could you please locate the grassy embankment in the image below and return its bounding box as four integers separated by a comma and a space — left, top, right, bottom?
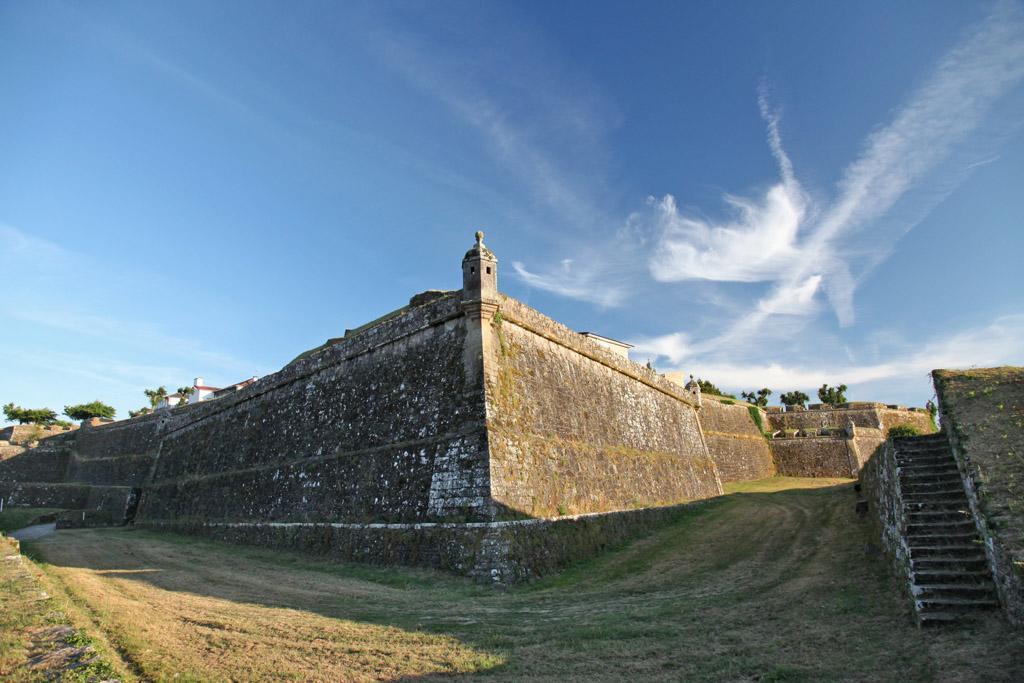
0, 534, 125, 681
14, 477, 1024, 681
0, 507, 62, 534
934, 367, 1024, 567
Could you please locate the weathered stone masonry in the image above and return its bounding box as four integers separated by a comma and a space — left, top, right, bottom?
0, 234, 937, 581
0, 234, 725, 582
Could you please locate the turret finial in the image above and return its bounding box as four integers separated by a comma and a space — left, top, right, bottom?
475, 230, 484, 244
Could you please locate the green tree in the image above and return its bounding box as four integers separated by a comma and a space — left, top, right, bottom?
144, 386, 169, 408
741, 388, 772, 407
176, 386, 195, 402
3, 402, 58, 425
780, 390, 810, 408
694, 378, 735, 399
128, 407, 152, 418
64, 400, 117, 421
818, 383, 848, 406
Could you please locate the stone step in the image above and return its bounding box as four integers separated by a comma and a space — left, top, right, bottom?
913, 583, 996, 601
896, 446, 951, 455
898, 463, 959, 474
916, 597, 999, 613
905, 489, 966, 499
906, 519, 976, 535
903, 501, 969, 514
918, 610, 965, 626
906, 531, 982, 546
912, 555, 989, 571
897, 456, 954, 467
900, 471, 962, 484
897, 448, 950, 458
909, 544, 985, 559
913, 569, 992, 585
901, 481, 966, 493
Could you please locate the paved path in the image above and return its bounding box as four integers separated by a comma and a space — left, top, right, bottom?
10, 522, 56, 541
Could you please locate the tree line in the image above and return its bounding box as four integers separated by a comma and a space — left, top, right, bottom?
3, 385, 197, 426
693, 380, 849, 408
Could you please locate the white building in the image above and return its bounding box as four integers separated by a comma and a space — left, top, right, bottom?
579, 332, 634, 359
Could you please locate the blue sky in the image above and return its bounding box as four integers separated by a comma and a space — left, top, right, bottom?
2, 0, 1023, 422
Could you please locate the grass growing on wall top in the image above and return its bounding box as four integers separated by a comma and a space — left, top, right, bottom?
747, 405, 768, 437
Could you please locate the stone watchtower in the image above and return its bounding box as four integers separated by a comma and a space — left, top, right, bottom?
462, 231, 498, 303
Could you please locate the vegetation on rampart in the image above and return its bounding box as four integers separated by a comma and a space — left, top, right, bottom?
3, 403, 63, 426
63, 401, 116, 421
934, 367, 1024, 576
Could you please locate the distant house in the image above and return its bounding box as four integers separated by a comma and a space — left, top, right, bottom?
156, 376, 259, 409
158, 393, 186, 409
190, 377, 220, 404
212, 376, 258, 399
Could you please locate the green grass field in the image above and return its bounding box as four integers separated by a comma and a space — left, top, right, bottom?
8, 477, 1024, 681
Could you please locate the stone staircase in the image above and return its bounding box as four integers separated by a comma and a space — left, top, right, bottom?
894, 433, 998, 625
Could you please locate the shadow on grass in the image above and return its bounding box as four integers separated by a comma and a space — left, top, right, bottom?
21, 479, 1019, 681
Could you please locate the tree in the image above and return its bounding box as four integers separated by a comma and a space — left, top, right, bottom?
144, 386, 169, 408
818, 383, 848, 406
176, 386, 195, 402
128, 407, 152, 418
780, 390, 810, 408
695, 379, 735, 399
741, 388, 772, 407
64, 400, 116, 421
3, 402, 58, 425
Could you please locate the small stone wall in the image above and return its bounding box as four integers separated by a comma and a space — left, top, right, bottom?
769, 436, 858, 478
0, 481, 133, 518
767, 404, 934, 435
143, 497, 709, 584
0, 424, 77, 445
859, 441, 914, 597
697, 401, 775, 482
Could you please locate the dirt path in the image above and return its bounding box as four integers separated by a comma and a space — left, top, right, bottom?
10, 522, 55, 541
23, 478, 1024, 681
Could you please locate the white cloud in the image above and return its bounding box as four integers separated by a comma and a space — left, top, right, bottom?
643, 2, 1024, 329
648, 313, 1024, 394
512, 260, 625, 308
628, 332, 691, 366
646, 186, 807, 283
757, 275, 822, 315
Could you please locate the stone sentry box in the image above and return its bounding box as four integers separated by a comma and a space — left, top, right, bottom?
127, 233, 723, 583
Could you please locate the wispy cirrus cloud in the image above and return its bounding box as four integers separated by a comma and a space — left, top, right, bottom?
512, 259, 626, 308
646, 1, 1024, 332
632, 313, 1024, 394
648, 85, 809, 285
517, 2, 1024, 332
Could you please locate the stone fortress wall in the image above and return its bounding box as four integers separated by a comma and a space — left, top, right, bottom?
695, 399, 776, 481
0, 234, 935, 580
139, 293, 490, 526
763, 403, 936, 478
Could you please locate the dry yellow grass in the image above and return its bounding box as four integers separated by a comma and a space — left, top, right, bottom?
16, 477, 1024, 681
